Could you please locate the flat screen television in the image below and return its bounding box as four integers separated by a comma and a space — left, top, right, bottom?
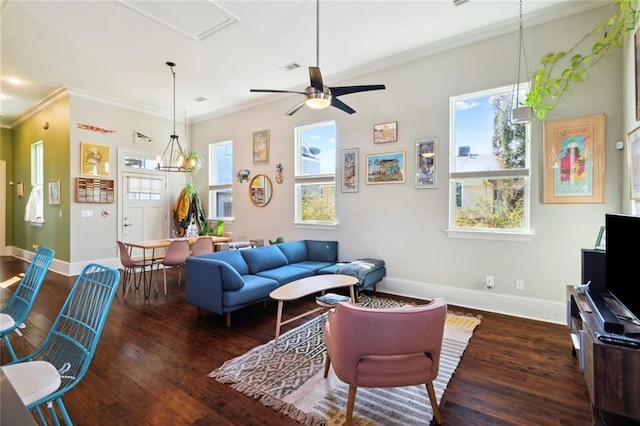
605, 213, 640, 328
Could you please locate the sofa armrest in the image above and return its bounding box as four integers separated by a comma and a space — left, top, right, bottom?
186, 257, 244, 315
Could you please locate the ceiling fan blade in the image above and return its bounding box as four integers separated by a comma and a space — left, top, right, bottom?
286, 101, 307, 116
329, 84, 386, 97
309, 67, 324, 92
250, 89, 306, 95
331, 97, 356, 114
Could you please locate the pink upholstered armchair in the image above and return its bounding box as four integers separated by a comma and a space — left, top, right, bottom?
323, 297, 447, 425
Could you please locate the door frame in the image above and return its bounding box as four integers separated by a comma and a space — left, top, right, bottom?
117, 149, 170, 243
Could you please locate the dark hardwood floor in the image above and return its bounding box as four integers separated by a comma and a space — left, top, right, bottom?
1, 255, 595, 425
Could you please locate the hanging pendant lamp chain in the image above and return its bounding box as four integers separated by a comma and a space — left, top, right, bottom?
513, 0, 530, 108
169, 62, 177, 136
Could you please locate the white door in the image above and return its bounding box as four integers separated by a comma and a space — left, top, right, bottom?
121, 172, 168, 255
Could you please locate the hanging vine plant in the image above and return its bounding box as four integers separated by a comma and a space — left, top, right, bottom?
524, 0, 639, 120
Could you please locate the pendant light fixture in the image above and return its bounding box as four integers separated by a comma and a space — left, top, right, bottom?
510, 0, 533, 125
156, 61, 195, 172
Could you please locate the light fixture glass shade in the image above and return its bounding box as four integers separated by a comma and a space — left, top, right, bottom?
305, 92, 331, 109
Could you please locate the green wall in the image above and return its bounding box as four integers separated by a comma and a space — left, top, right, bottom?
1, 127, 14, 245
11, 97, 71, 261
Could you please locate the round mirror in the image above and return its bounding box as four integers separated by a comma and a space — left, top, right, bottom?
249, 174, 273, 207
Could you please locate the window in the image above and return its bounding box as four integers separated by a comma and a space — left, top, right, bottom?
25, 141, 44, 223
294, 121, 336, 224
449, 85, 531, 238
208, 140, 233, 219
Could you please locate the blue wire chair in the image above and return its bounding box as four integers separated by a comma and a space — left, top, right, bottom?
2, 263, 120, 425
1, 246, 55, 362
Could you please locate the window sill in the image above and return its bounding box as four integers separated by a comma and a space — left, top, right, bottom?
446, 228, 534, 242
293, 221, 337, 230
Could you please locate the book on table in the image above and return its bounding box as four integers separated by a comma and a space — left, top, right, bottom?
316, 293, 349, 305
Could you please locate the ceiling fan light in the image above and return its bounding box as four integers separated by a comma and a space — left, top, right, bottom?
305, 92, 331, 109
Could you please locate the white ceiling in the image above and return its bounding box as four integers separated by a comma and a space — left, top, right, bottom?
0, 0, 605, 127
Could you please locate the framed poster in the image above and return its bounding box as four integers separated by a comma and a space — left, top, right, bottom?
341, 148, 359, 193
253, 129, 270, 164
81, 142, 110, 176
594, 226, 606, 251
373, 121, 397, 144
48, 180, 61, 205
366, 151, 405, 184
542, 114, 605, 204
415, 137, 437, 189
628, 125, 640, 199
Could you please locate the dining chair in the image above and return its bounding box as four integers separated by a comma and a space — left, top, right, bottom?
323, 298, 447, 425
117, 241, 157, 299
190, 236, 214, 256
1, 263, 120, 426
157, 239, 190, 295
1, 247, 55, 362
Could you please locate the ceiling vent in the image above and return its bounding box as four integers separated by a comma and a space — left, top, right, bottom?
453, 0, 469, 5
280, 63, 302, 72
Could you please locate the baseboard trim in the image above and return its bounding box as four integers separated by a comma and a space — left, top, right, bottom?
377, 277, 566, 325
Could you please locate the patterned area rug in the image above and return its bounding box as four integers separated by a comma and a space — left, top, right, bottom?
209, 294, 481, 425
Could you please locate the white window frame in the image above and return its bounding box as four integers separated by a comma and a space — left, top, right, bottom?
25, 141, 44, 225
294, 120, 336, 227
208, 140, 233, 221
447, 85, 533, 242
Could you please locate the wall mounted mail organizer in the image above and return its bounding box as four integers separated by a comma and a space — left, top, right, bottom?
76, 177, 114, 203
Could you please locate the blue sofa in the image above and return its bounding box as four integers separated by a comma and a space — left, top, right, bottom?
185, 240, 386, 326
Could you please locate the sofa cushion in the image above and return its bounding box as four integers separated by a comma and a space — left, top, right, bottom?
290, 260, 336, 274
276, 241, 307, 264
241, 245, 289, 274
223, 275, 279, 310
199, 250, 250, 276
256, 265, 313, 285
220, 265, 245, 291
305, 240, 338, 262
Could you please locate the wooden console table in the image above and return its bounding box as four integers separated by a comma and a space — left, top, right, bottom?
567, 286, 640, 423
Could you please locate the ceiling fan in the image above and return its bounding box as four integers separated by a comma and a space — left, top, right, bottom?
249, 0, 385, 116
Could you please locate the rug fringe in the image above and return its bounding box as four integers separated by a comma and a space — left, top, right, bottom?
228, 381, 327, 425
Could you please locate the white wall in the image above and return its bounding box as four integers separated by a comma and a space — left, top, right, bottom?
189, 6, 624, 324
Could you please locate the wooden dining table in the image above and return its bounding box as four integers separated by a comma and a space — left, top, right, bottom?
123, 235, 232, 299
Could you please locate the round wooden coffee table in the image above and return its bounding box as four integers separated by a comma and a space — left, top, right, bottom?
269, 274, 357, 346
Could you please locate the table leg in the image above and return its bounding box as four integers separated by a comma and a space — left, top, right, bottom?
274, 300, 284, 347
349, 285, 355, 302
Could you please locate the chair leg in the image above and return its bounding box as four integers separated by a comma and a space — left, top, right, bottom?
323, 354, 331, 378
163, 267, 168, 296
2, 334, 17, 361
225, 312, 231, 327
345, 385, 357, 426
426, 382, 442, 425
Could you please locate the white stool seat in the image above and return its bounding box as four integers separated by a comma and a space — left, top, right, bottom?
0, 312, 16, 332
2, 361, 61, 406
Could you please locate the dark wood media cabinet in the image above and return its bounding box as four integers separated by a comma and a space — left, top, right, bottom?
567, 287, 640, 424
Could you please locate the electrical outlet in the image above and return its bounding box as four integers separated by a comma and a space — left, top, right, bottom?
485, 275, 495, 289
516, 279, 524, 291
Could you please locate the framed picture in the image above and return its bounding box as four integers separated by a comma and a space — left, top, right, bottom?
628, 125, 640, 199
415, 137, 437, 189
542, 114, 605, 204
366, 151, 405, 184
594, 226, 606, 251
635, 27, 640, 121
253, 129, 270, 164
373, 121, 397, 144
341, 148, 359, 192
48, 180, 61, 205
80, 142, 110, 176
